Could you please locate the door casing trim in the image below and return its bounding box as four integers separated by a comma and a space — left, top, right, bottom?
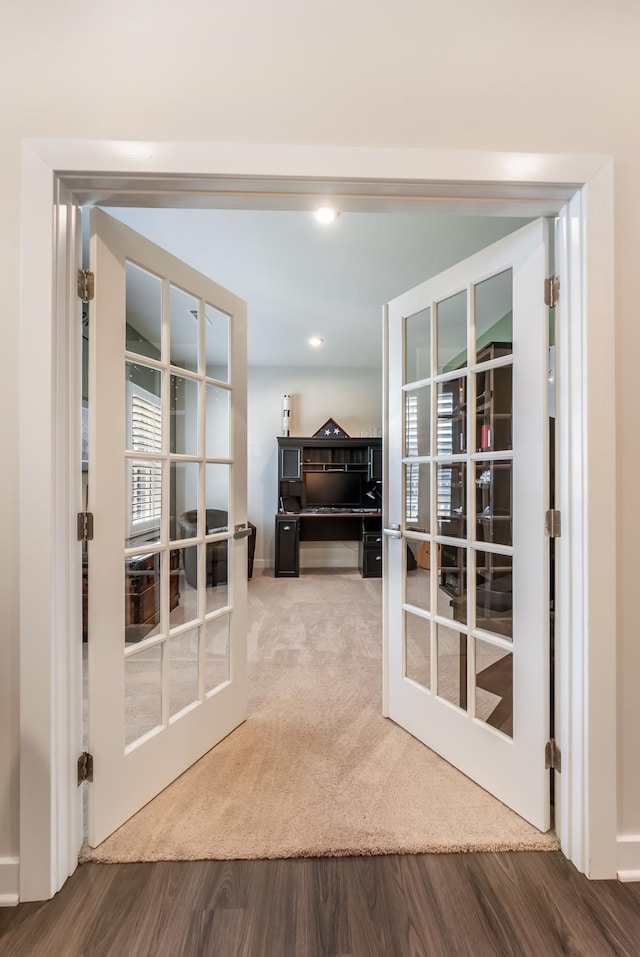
17, 140, 616, 899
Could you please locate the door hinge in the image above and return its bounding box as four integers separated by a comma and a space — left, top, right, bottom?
545, 509, 561, 538
77, 511, 94, 542
545, 739, 562, 773
77, 751, 94, 785
77, 269, 95, 302
544, 275, 560, 308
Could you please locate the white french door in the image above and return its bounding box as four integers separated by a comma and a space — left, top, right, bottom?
86, 209, 248, 846
385, 219, 551, 830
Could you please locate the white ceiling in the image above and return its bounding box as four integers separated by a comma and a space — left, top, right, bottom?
107, 208, 530, 369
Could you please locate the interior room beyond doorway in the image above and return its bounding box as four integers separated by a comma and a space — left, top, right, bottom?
101, 206, 532, 575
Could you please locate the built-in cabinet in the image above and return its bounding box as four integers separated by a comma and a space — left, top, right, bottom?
278, 436, 382, 510
274, 516, 300, 578
358, 517, 383, 578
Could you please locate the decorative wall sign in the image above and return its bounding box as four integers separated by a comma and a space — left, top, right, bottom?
312, 418, 350, 438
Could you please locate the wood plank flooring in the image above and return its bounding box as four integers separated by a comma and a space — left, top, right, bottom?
2, 852, 640, 956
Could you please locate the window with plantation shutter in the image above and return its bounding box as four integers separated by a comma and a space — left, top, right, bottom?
405, 389, 455, 525
127, 383, 162, 537
436, 389, 454, 519
405, 393, 419, 523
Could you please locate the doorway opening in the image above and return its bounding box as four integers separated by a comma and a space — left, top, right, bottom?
80, 206, 556, 857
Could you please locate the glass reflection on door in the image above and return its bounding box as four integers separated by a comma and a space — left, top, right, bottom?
123, 256, 234, 749
405, 307, 431, 383
437, 291, 467, 374
405, 611, 431, 690
401, 269, 515, 737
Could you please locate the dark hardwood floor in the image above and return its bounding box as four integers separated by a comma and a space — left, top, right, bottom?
1, 852, 639, 956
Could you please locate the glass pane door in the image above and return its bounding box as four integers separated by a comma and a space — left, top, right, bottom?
385, 220, 550, 830
87, 209, 247, 846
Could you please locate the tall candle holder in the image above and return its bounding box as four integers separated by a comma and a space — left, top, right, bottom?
282, 394, 291, 436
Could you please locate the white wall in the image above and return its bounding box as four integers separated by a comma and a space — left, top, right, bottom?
248, 366, 381, 568
2, 0, 640, 890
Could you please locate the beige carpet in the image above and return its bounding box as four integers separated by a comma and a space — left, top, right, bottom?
81, 568, 558, 863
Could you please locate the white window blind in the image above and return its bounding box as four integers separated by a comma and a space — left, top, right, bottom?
405, 388, 455, 524
405, 393, 419, 523
128, 384, 162, 536
436, 389, 454, 517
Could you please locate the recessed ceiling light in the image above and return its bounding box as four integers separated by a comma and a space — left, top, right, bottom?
314, 206, 339, 224
309, 336, 324, 347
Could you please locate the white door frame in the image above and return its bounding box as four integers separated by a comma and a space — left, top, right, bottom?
17, 140, 616, 901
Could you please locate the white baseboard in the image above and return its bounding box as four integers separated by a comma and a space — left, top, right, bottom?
253, 558, 273, 570
300, 557, 359, 568
254, 548, 360, 571
0, 857, 19, 906
617, 835, 640, 881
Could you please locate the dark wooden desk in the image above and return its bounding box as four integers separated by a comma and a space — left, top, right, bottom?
274, 511, 382, 577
